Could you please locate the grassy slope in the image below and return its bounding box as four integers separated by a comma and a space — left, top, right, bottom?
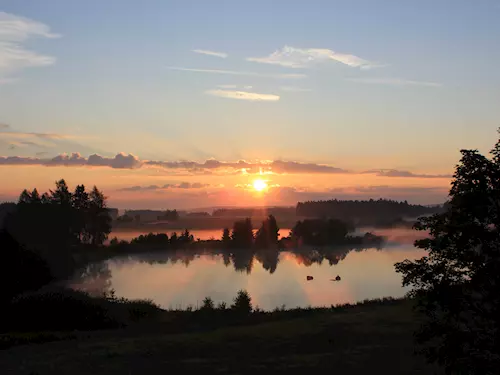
0, 300, 442, 375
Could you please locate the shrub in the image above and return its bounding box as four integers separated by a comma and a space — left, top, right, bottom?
4, 287, 123, 332
231, 289, 252, 315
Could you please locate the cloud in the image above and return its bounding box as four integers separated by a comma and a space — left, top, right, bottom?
0, 152, 452, 179
0, 152, 142, 169
0, 12, 60, 80
0, 12, 60, 41
0, 130, 87, 149
270, 160, 346, 174
247, 45, 379, 69
206, 89, 280, 102
119, 182, 211, 191
362, 169, 452, 179
280, 86, 312, 92
0, 123, 10, 129
166, 66, 306, 79
347, 77, 442, 87
192, 49, 228, 58
8, 140, 43, 148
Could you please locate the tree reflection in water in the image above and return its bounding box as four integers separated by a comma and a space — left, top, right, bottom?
71, 243, 382, 296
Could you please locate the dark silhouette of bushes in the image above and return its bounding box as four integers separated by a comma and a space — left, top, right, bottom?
0, 231, 53, 308
3, 287, 162, 333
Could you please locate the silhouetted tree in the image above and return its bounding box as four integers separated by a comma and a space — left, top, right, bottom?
395, 134, 500, 375
170, 232, 178, 247
231, 289, 252, 315
87, 186, 111, 246
231, 218, 254, 248
201, 296, 215, 310
179, 229, 194, 246
5, 180, 111, 249
292, 218, 352, 246
72, 184, 90, 243
221, 228, 231, 248
255, 215, 280, 248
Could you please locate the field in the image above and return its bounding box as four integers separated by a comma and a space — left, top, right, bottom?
0, 299, 442, 375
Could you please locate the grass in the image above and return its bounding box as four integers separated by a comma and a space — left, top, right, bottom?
0, 297, 443, 375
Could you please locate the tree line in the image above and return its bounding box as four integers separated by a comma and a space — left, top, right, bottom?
3, 179, 111, 250
296, 198, 443, 225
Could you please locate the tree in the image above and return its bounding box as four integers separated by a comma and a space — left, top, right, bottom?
178, 229, 194, 245
50, 179, 72, 206
255, 215, 280, 248
395, 134, 500, 375
87, 186, 111, 246
72, 185, 90, 243
221, 228, 231, 248
231, 218, 254, 248
231, 289, 252, 315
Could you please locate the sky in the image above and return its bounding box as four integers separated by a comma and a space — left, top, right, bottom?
0, 0, 499, 209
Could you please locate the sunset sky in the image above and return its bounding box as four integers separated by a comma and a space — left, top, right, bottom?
1, 0, 499, 209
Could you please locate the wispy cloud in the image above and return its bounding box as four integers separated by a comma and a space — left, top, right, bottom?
119, 182, 212, 192
206, 89, 280, 102
280, 86, 312, 92
362, 169, 452, 178
0, 123, 10, 129
166, 66, 306, 79
347, 77, 442, 87
0, 130, 81, 140
0, 12, 60, 81
192, 49, 228, 58
247, 45, 381, 70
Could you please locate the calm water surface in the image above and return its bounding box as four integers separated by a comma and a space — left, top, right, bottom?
73, 228, 427, 311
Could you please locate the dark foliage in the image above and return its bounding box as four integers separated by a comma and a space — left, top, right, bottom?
297, 198, 443, 226
221, 228, 231, 248
395, 134, 500, 374
291, 218, 353, 246
231, 218, 254, 248
255, 215, 280, 248
4, 180, 111, 250
0, 231, 53, 307
231, 289, 253, 315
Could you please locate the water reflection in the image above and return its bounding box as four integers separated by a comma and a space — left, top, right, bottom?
70, 234, 424, 310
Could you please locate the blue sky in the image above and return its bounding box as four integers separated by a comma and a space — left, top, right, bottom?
0, 0, 499, 207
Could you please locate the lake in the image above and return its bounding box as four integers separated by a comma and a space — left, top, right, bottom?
72, 228, 427, 311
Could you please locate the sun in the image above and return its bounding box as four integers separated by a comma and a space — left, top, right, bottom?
252, 179, 268, 192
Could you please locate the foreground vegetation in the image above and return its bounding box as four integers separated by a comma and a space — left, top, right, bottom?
0, 296, 441, 374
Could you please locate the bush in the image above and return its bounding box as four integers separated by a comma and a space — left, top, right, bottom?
4, 287, 124, 332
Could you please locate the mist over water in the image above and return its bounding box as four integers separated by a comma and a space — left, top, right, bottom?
71, 227, 427, 311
